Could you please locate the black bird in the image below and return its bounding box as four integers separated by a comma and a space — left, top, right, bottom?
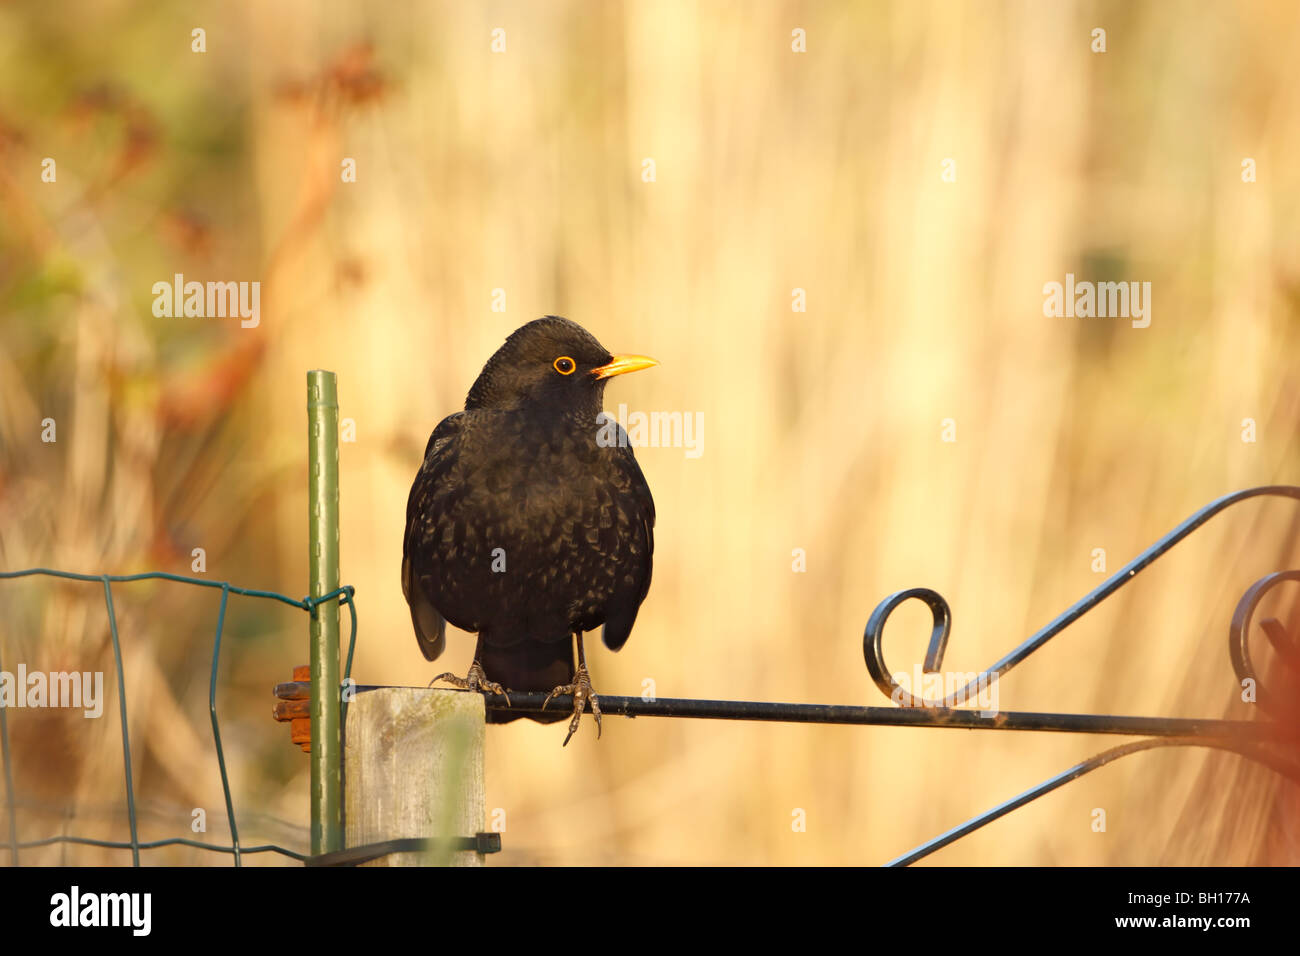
402, 316, 656, 744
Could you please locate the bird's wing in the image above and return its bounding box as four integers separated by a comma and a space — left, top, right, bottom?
601, 434, 656, 651
402, 412, 464, 662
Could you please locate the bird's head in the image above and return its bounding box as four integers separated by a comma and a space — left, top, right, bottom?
465, 316, 657, 415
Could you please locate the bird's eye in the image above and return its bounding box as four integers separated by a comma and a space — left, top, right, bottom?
553, 356, 576, 375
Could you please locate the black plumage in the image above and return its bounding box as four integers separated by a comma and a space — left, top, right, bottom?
401, 316, 656, 743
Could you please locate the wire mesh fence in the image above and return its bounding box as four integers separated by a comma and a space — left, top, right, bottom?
0, 567, 356, 867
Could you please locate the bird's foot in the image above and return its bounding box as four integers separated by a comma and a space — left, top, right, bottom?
429, 660, 511, 706
542, 664, 601, 746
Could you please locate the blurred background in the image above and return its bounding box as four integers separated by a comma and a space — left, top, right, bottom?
1, 0, 1298, 865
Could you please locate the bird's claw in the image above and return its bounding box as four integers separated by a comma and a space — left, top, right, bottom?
542, 664, 602, 746
429, 660, 511, 705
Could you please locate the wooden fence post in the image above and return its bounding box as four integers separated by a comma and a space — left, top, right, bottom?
344, 688, 486, 866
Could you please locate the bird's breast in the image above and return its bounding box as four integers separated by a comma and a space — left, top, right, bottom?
409, 407, 650, 642
444, 416, 626, 547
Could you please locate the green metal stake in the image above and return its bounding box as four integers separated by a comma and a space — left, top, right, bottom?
307, 370, 343, 856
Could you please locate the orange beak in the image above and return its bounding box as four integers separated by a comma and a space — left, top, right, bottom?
591, 354, 659, 380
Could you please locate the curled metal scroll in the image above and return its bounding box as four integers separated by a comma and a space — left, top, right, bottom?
865, 484, 1300, 708
1229, 569, 1300, 717
867, 485, 1300, 865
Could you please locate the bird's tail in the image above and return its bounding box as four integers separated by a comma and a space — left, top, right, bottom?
480, 637, 574, 724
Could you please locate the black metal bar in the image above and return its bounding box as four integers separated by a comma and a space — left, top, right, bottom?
887, 736, 1300, 866
305, 834, 502, 867
347, 686, 1288, 739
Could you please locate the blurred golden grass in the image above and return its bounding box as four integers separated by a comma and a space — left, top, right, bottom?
1, 0, 1298, 864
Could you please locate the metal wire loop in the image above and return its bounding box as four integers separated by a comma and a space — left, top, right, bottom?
863, 484, 1300, 709
1229, 570, 1300, 717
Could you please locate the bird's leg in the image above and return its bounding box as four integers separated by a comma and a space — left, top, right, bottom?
542, 630, 602, 746
429, 639, 510, 705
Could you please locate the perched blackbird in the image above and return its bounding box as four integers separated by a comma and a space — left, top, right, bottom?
402, 317, 656, 744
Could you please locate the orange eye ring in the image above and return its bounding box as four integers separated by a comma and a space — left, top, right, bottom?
553, 356, 576, 375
